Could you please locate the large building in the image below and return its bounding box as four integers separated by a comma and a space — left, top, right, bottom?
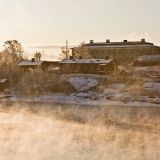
72, 39, 160, 65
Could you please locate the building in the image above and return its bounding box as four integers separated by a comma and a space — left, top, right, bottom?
59, 56, 118, 75
18, 58, 50, 72
133, 55, 160, 67
71, 39, 160, 65
118, 66, 130, 77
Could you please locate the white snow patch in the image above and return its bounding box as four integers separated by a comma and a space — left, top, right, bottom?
69, 77, 98, 91
143, 82, 154, 88
104, 84, 125, 94
153, 83, 160, 93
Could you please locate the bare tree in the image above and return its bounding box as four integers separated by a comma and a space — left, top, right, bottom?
3, 40, 24, 61
34, 51, 42, 61
59, 40, 70, 60
73, 41, 91, 58
0, 40, 26, 85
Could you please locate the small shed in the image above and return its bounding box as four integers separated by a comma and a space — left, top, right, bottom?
118, 66, 130, 77
119, 70, 130, 77
18, 58, 50, 72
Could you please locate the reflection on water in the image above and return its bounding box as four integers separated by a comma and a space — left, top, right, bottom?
0, 102, 160, 160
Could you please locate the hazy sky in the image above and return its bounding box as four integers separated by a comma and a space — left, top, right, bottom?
0, 0, 160, 59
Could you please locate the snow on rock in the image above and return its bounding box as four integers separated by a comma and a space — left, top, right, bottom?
137, 96, 148, 102
153, 98, 160, 102
104, 84, 125, 94
143, 82, 154, 88
69, 77, 98, 91
76, 93, 93, 98
113, 92, 132, 99
153, 83, 160, 93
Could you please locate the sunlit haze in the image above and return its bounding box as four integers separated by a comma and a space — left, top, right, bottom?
0, 0, 160, 60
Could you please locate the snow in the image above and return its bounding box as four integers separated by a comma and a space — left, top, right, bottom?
76, 93, 93, 98
69, 77, 98, 91
153, 98, 160, 102
18, 61, 44, 66
104, 84, 125, 94
137, 55, 160, 62
112, 92, 133, 100
59, 58, 113, 64
1, 93, 160, 107
0, 79, 7, 83
153, 83, 160, 93
135, 66, 160, 73
118, 66, 127, 72
143, 82, 154, 88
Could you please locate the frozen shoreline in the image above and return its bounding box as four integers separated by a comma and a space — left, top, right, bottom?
1, 94, 160, 108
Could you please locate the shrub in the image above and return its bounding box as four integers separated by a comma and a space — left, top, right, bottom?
19, 69, 50, 95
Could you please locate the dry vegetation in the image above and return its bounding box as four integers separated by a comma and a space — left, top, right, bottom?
0, 102, 160, 160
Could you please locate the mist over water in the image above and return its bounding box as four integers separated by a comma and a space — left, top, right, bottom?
0, 102, 160, 160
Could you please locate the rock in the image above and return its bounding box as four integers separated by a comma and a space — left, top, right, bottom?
76, 93, 92, 98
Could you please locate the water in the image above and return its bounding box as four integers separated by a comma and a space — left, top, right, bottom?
0, 102, 160, 160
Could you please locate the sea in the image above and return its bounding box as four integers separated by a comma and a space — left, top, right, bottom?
23, 45, 62, 61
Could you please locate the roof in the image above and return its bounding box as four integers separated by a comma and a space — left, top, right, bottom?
136, 55, 160, 62
118, 66, 127, 72
86, 44, 160, 49
59, 58, 115, 64
18, 61, 45, 66
71, 41, 160, 49
86, 41, 154, 46
0, 79, 7, 83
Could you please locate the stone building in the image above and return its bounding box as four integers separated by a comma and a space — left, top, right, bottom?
71, 39, 160, 65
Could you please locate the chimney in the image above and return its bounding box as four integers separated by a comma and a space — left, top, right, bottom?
106, 39, 110, 43
141, 38, 145, 42
123, 40, 127, 42
79, 56, 82, 59
70, 56, 73, 59
31, 58, 35, 62
105, 56, 109, 60
90, 40, 94, 43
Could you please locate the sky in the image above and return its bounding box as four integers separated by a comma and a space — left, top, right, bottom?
0, 0, 160, 60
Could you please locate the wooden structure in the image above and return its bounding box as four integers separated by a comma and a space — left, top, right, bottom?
133, 55, 160, 67
119, 70, 130, 77
59, 57, 118, 75
18, 58, 50, 72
